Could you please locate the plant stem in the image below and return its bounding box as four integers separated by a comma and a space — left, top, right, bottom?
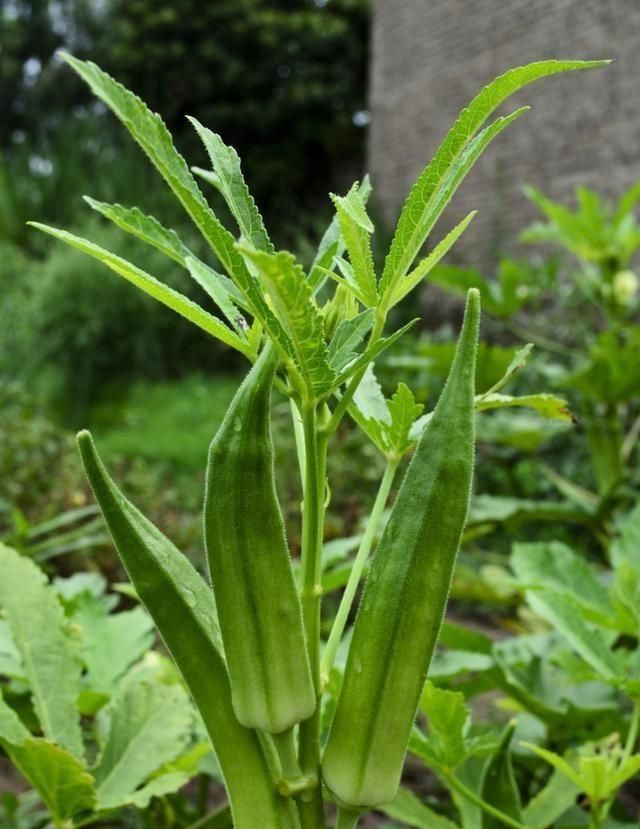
298, 401, 329, 829
185, 803, 233, 829
334, 806, 361, 829
444, 772, 529, 829
320, 458, 399, 685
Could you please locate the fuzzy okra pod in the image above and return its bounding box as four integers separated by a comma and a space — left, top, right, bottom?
204, 344, 315, 734
77, 431, 298, 829
322, 288, 480, 809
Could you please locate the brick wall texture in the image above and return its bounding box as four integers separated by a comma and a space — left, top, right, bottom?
368, 1, 640, 267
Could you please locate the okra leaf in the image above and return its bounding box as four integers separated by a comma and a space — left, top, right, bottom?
352, 375, 424, 458
390, 211, 477, 308
0, 619, 24, 680
94, 679, 193, 809
380, 786, 460, 829
475, 392, 573, 422
524, 590, 619, 680
71, 597, 154, 697
239, 247, 336, 395
480, 722, 521, 829
331, 182, 378, 306
0, 544, 84, 761
28, 223, 253, 358
83, 197, 193, 265
511, 541, 612, 624
380, 60, 607, 298
327, 308, 376, 372
611, 501, 640, 571
5, 739, 96, 823
77, 433, 292, 829
328, 308, 375, 372
125, 771, 190, 808
414, 682, 470, 770
188, 118, 272, 253
521, 768, 580, 829
309, 174, 372, 292
385, 384, 424, 455
0, 691, 30, 744
61, 55, 248, 284
185, 256, 249, 335
333, 318, 418, 388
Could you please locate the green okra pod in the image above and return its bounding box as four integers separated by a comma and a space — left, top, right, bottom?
77, 431, 298, 829
322, 288, 480, 808
204, 344, 315, 734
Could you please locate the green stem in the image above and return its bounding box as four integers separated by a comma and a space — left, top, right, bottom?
320, 458, 399, 685
185, 803, 233, 829
334, 806, 362, 829
444, 772, 529, 829
298, 402, 329, 829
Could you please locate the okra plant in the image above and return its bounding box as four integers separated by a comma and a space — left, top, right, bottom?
21, 55, 607, 829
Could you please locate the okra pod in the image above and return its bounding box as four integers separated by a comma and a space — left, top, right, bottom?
322, 288, 480, 808
77, 431, 298, 829
204, 345, 315, 734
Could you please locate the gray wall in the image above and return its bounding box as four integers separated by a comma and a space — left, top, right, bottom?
368, 1, 639, 267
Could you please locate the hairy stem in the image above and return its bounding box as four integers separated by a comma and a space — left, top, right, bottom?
320, 458, 399, 685
298, 402, 329, 829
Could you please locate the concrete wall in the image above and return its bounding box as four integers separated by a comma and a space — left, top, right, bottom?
368, 1, 639, 268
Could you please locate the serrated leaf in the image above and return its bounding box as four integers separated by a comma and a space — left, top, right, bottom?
353, 363, 390, 424
72, 596, 154, 696
239, 248, 335, 396
29, 223, 252, 357
334, 319, 418, 388
188, 118, 272, 252
61, 55, 248, 283
84, 197, 193, 265
0, 692, 30, 744
185, 256, 249, 334
126, 771, 190, 808
380, 60, 607, 297
415, 681, 470, 770
386, 383, 424, 454
7, 739, 96, 822
477, 344, 534, 398
94, 679, 193, 810
332, 183, 377, 306
475, 393, 573, 422
0, 544, 84, 760
381, 786, 460, 829
309, 174, 372, 292
327, 308, 375, 372
390, 211, 477, 307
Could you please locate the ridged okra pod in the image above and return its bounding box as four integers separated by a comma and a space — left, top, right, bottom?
204, 344, 315, 734
322, 288, 480, 808
77, 431, 298, 829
